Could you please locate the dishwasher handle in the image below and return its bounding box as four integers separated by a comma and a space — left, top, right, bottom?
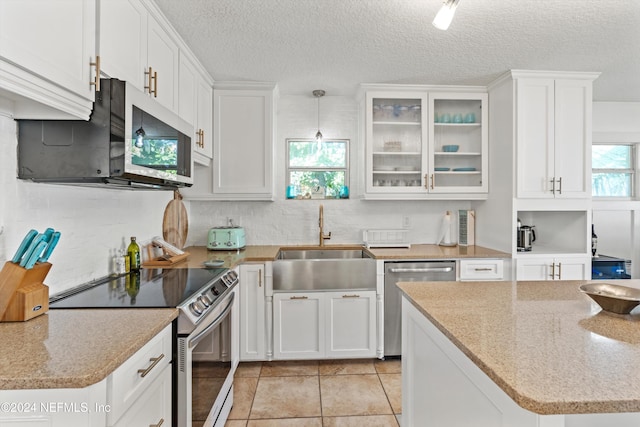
388, 267, 454, 273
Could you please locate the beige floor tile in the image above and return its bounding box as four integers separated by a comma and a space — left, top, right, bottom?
247, 418, 323, 426
192, 377, 226, 420
250, 376, 322, 419
260, 360, 319, 377
225, 420, 248, 427
378, 374, 402, 414
322, 415, 400, 427
228, 377, 259, 420
374, 359, 401, 374
320, 375, 392, 417
318, 359, 376, 376
236, 362, 263, 377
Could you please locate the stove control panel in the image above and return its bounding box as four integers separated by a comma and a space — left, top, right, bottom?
183, 269, 239, 325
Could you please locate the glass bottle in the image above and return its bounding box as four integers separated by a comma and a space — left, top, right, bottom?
591, 224, 598, 257
126, 270, 140, 304
127, 237, 141, 270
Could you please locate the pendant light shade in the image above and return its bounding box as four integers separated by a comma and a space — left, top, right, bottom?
433, 0, 460, 31
313, 90, 325, 143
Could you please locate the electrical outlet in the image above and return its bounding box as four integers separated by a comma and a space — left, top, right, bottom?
402, 216, 411, 228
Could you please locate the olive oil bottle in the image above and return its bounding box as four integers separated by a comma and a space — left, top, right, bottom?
127, 237, 141, 270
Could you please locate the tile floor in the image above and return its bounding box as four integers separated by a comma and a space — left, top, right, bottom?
193, 358, 402, 427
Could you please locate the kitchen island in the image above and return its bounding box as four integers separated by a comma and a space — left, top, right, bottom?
399, 280, 640, 427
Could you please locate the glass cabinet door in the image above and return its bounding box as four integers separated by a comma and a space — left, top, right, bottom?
366, 92, 428, 193
428, 93, 488, 193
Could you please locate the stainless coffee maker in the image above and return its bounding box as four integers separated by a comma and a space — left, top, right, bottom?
517, 218, 536, 252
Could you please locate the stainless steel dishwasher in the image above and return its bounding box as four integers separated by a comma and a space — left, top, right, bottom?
384, 260, 456, 357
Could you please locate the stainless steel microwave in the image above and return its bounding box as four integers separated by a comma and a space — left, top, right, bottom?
17, 78, 193, 190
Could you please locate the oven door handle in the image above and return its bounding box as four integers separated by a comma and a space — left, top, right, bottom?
388, 267, 454, 273
188, 293, 235, 349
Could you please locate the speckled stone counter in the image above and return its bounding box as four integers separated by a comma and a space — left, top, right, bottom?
0, 309, 177, 390
178, 244, 510, 269
398, 279, 640, 414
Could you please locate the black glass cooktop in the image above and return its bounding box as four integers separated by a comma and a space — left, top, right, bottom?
49, 268, 227, 308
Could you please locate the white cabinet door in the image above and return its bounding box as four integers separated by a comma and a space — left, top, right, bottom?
325, 291, 376, 358
178, 54, 213, 162
516, 78, 555, 199
273, 293, 324, 360
239, 264, 266, 361
212, 86, 275, 200
0, 0, 96, 101
516, 77, 592, 199
99, 0, 147, 90
516, 257, 589, 281
553, 79, 592, 198
146, 17, 179, 111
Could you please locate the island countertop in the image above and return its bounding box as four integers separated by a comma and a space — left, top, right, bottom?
398, 279, 640, 415
0, 309, 178, 390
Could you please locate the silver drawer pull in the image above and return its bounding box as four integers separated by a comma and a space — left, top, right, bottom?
342, 294, 360, 298
137, 354, 165, 378
150, 418, 164, 427
290, 296, 308, 300
389, 267, 453, 273
474, 268, 493, 271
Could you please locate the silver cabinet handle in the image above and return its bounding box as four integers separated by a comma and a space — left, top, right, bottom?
342, 294, 360, 298
550, 177, 556, 195
474, 267, 493, 271
558, 177, 562, 194
290, 296, 308, 300
389, 267, 454, 273
557, 262, 562, 279
549, 263, 556, 279
137, 354, 164, 378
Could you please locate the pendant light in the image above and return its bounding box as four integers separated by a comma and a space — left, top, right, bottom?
313, 90, 325, 143
432, 0, 460, 31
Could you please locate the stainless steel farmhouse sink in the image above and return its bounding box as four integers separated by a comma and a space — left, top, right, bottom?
273, 247, 376, 291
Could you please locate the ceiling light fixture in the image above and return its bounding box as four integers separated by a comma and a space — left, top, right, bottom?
313, 89, 325, 144
432, 0, 460, 31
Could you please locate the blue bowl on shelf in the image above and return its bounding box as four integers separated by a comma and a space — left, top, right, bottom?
442, 145, 459, 152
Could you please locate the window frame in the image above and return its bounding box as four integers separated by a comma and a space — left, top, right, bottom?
591, 143, 636, 199
285, 138, 350, 199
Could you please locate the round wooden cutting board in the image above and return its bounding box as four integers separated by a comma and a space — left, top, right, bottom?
162, 191, 188, 249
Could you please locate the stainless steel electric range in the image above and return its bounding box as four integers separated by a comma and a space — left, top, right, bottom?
49, 267, 239, 427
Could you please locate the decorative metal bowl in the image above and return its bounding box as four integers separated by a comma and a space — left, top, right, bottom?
579, 283, 640, 315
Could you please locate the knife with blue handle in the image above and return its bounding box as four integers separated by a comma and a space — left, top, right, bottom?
19, 233, 47, 268
38, 231, 61, 263
11, 229, 38, 264
42, 227, 55, 243
24, 240, 49, 269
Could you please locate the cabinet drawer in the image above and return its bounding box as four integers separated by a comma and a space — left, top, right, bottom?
459, 259, 504, 281
112, 364, 171, 427
107, 324, 172, 424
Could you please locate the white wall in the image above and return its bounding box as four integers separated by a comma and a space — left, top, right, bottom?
591, 101, 640, 274
0, 99, 173, 295
187, 94, 472, 246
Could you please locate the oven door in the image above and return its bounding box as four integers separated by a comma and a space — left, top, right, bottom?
177, 287, 238, 427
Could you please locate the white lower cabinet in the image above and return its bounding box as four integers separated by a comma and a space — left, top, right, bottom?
0, 324, 172, 427
516, 256, 590, 281
274, 291, 377, 360
239, 264, 267, 361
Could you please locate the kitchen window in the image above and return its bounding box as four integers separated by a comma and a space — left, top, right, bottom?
286, 139, 349, 199
592, 144, 635, 198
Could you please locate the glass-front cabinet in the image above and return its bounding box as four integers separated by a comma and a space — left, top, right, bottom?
364, 88, 488, 199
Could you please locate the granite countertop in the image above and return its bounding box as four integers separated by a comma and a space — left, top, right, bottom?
398, 279, 640, 415
0, 309, 178, 390
178, 244, 510, 268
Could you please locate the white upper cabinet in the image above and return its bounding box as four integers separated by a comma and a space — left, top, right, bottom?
179, 53, 213, 163
362, 86, 488, 200
0, 0, 97, 119
183, 82, 276, 201
516, 75, 595, 199
100, 0, 179, 111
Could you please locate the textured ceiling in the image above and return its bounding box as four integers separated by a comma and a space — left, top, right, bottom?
154, 0, 640, 101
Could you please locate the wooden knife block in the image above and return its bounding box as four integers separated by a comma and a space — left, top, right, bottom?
0, 261, 51, 322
